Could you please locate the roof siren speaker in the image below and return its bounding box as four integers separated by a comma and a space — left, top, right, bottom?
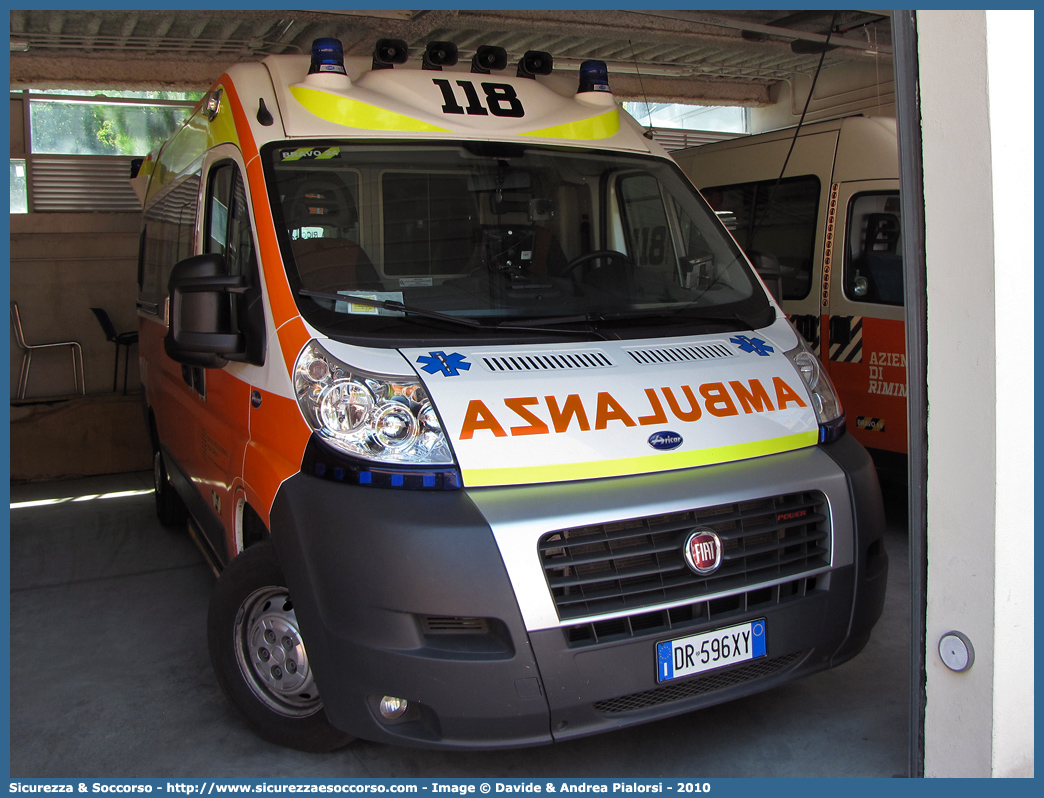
516, 50, 553, 79
373, 38, 409, 70
471, 45, 508, 74
423, 41, 458, 70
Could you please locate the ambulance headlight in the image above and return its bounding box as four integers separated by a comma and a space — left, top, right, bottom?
295, 340, 454, 465
419, 402, 441, 433
374, 401, 418, 449
783, 337, 845, 443
318, 381, 373, 434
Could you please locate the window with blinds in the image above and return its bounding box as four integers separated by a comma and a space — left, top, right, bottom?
10, 89, 201, 214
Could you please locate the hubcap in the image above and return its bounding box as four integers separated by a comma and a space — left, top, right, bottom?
234, 586, 322, 717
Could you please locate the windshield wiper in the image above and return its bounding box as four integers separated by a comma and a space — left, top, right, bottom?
662, 306, 770, 330
496, 313, 596, 328
502, 308, 763, 335
591, 308, 758, 328
299, 290, 604, 338
301, 289, 484, 329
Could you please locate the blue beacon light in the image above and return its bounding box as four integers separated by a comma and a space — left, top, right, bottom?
309, 38, 347, 75
578, 60, 611, 93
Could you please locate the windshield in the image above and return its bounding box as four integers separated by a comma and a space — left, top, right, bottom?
263, 141, 771, 342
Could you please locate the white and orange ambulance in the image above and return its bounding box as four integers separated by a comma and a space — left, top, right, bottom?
135, 38, 888, 752
672, 117, 907, 478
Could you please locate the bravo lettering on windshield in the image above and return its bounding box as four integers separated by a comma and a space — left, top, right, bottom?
459, 377, 807, 439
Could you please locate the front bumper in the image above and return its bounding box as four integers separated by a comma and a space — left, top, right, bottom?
269, 434, 888, 749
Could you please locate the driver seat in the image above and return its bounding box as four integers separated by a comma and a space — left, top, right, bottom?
287, 178, 382, 292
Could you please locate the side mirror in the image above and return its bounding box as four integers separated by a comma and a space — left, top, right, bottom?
746, 250, 783, 303
164, 253, 247, 368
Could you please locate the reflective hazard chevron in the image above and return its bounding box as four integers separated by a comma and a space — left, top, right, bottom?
790, 314, 821, 358
830, 315, 863, 362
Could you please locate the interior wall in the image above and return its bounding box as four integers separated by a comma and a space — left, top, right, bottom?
10, 212, 142, 398
751, 58, 896, 133
917, 9, 1034, 777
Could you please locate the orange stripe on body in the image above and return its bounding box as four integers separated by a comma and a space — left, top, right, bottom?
218, 77, 258, 160
244, 391, 312, 527
276, 317, 311, 383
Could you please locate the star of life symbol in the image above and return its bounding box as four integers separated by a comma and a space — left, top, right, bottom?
730, 336, 774, 356
416, 351, 472, 377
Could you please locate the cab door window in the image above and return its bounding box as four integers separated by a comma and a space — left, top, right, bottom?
205, 161, 266, 365
844, 192, 903, 306
206, 162, 257, 277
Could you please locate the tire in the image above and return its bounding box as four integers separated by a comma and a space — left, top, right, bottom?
207, 542, 354, 752
154, 449, 188, 527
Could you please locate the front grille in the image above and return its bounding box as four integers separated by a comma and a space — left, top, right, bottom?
539, 492, 830, 621
594, 651, 806, 714
565, 575, 819, 647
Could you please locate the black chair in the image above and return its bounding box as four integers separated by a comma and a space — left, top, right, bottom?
90, 307, 139, 394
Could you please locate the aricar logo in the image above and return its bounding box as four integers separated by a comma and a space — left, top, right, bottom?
648, 431, 683, 451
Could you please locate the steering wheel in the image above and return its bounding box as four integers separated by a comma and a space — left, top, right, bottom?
562, 249, 635, 276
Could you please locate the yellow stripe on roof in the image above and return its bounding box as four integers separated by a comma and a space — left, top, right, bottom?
460, 430, 819, 488
521, 109, 620, 141
290, 85, 451, 133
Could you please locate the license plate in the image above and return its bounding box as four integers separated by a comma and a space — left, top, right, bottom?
656, 619, 767, 682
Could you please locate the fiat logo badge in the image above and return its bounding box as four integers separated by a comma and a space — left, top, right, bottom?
683, 529, 723, 575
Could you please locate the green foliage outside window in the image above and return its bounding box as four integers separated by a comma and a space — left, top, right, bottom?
28, 89, 203, 156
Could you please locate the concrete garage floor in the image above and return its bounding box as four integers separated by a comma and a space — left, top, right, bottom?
9, 471, 911, 779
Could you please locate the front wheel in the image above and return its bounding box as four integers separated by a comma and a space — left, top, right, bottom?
207, 543, 354, 752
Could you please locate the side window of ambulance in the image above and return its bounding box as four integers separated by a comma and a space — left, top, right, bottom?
701, 176, 819, 301
844, 192, 903, 306
139, 171, 201, 310
204, 161, 266, 365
